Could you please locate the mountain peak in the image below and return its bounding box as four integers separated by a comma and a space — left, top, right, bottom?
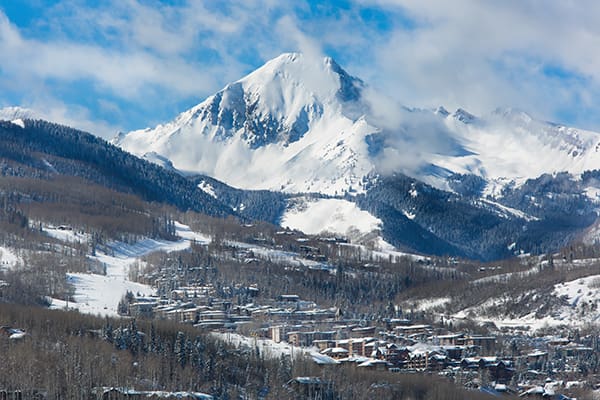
117, 52, 375, 195
260, 52, 347, 74
435, 106, 450, 117
453, 108, 477, 124
238, 52, 363, 103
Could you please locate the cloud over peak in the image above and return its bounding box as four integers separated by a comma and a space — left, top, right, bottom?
0, 1, 599, 138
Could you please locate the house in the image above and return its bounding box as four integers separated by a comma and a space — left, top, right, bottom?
442, 345, 464, 360
394, 324, 431, 336
287, 331, 311, 347
313, 339, 337, 351
427, 353, 448, 371
92, 388, 213, 400
406, 352, 428, 371
285, 377, 335, 400
557, 343, 593, 357
460, 357, 514, 384
526, 350, 548, 366
371, 343, 410, 367
278, 295, 300, 303
465, 336, 496, 355
357, 358, 390, 371
335, 337, 376, 357
351, 326, 376, 337
198, 310, 227, 322
321, 347, 349, 359
269, 325, 285, 343
435, 333, 465, 346
311, 352, 340, 366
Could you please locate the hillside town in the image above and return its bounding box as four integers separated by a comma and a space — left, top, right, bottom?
119, 257, 599, 400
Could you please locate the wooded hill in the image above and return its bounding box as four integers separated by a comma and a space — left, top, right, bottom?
0, 119, 290, 224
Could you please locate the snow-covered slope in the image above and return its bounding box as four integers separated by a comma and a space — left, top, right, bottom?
116, 53, 600, 197
281, 197, 381, 238
117, 53, 375, 196
430, 107, 600, 186
49, 222, 210, 317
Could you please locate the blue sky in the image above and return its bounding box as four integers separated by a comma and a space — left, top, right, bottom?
1, 0, 600, 138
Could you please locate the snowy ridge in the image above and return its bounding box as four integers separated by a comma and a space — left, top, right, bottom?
433, 107, 600, 183
116, 53, 600, 198
0, 106, 38, 129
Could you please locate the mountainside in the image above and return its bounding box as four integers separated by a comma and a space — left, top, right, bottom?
358, 173, 598, 260
428, 107, 600, 189
0, 119, 252, 219
116, 53, 376, 196
111, 53, 600, 260
115, 53, 600, 197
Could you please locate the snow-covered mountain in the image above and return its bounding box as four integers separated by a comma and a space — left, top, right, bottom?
114, 53, 600, 198
429, 107, 600, 190
116, 53, 375, 196
110, 53, 600, 260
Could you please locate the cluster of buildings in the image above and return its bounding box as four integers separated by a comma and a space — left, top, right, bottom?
121, 270, 600, 398
121, 244, 599, 399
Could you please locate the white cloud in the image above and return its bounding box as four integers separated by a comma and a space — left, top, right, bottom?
0, 12, 224, 99
353, 0, 600, 129
1, 0, 600, 136
275, 15, 324, 61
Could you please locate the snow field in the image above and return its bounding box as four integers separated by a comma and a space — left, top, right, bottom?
50, 222, 210, 317
281, 198, 381, 236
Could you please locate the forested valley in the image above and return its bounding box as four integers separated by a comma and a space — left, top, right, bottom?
0, 119, 517, 399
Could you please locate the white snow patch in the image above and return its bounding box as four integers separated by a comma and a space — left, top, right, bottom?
0, 246, 20, 270
43, 225, 89, 243
584, 186, 600, 201
50, 222, 210, 317
11, 119, 24, 128
173, 221, 212, 244
479, 198, 538, 221
41, 158, 58, 173
282, 198, 381, 236
197, 181, 218, 199
212, 332, 307, 359
408, 297, 451, 312
402, 210, 416, 220
552, 274, 600, 319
